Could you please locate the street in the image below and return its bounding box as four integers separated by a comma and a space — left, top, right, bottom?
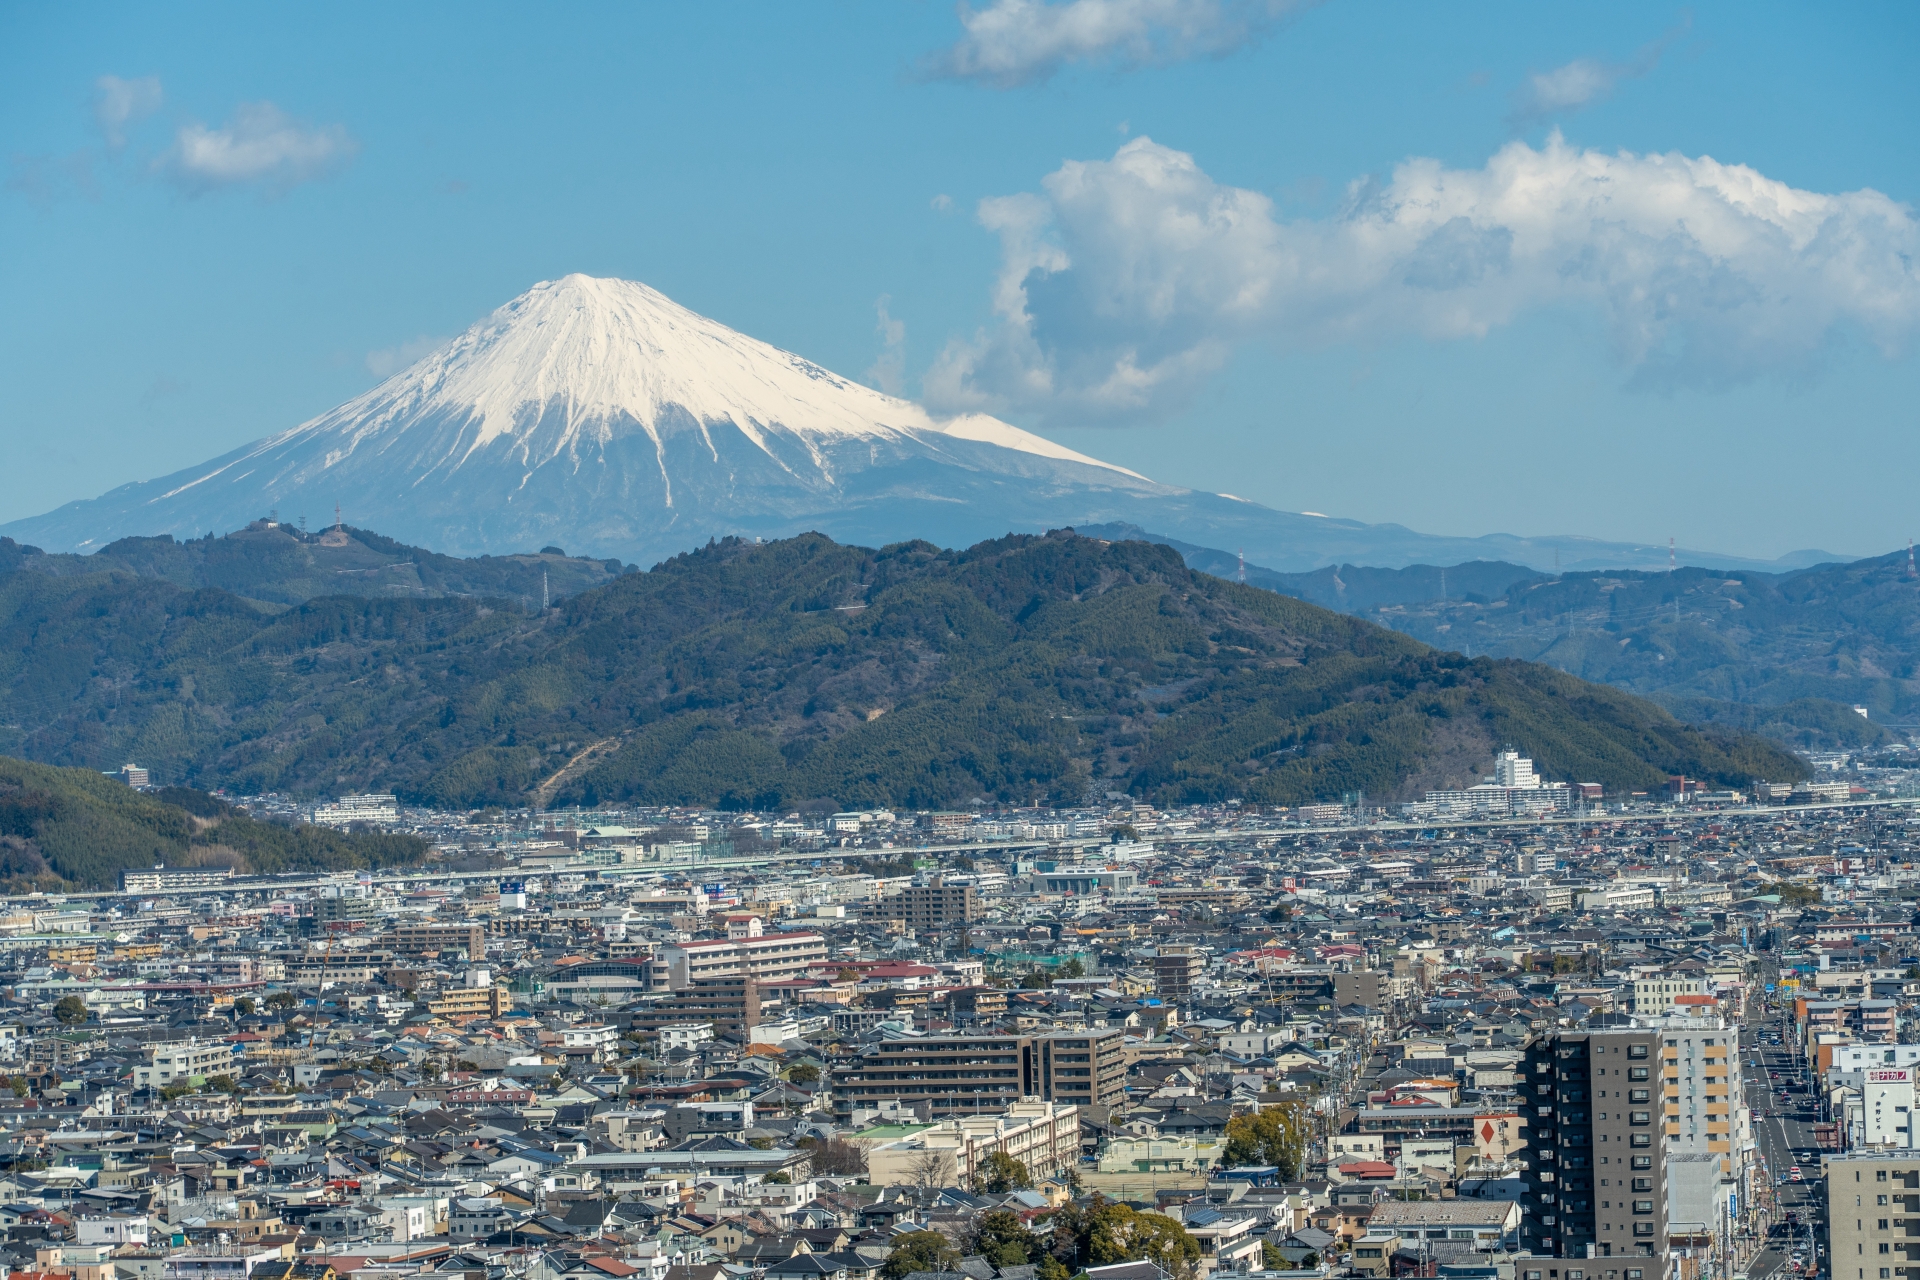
1743, 1010, 1825, 1280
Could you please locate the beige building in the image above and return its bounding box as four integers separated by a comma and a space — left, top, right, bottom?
656, 932, 829, 988
1827, 1149, 1920, 1280
863, 1098, 1080, 1187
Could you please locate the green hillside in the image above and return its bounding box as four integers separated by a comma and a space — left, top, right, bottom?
0, 530, 1804, 812
1085, 523, 1918, 749
1, 521, 626, 610
0, 755, 430, 892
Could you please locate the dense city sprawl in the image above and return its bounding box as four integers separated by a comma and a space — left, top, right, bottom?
4, 756, 1918, 1280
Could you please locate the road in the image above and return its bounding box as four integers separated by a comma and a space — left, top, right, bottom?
9, 795, 1914, 906
1743, 1006, 1826, 1280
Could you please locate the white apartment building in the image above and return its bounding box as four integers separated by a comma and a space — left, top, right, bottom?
559, 1024, 619, 1052
655, 931, 828, 989
309, 793, 399, 827
1653, 1017, 1749, 1156
1634, 975, 1707, 1015
1648, 1015, 1752, 1246
1583, 885, 1658, 913
133, 1038, 243, 1089
77, 1216, 149, 1247
864, 1099, 1081, 1187
659, 1023, 715, 1052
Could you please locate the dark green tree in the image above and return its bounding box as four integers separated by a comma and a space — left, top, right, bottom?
972, 1210, 1041, 1267
1221, 1103, 1310, 1179
53, 995, 87, 1025
975, 1150, 1033, 1194
883, 1231, 961, 1280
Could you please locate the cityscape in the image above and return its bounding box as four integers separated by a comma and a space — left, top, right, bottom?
4, 10, 1917, 1280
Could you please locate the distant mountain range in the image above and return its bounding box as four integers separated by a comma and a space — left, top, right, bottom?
0, 527, 1801, 810
1084, 523, 1917, 749
0, 274, 1840, 576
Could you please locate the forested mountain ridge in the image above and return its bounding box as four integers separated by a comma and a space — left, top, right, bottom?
0, 529, 1803, 811
1084, 523, 1914, 749
0, 522, 626, 610
0, 755, 429, 892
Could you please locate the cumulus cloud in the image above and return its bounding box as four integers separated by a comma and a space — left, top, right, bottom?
366, 335, 446, 379
94, 75, 163, 149
926, 134, 1920, 424
925, 0, 1309, 88
1510, 20, 1689, 125
159, 101, 357, 195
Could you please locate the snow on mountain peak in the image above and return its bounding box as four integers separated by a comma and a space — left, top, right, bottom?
288, 273, 1136, 477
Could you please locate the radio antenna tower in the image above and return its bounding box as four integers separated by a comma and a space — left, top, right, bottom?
1668, 537, 1675, 575
542, 570, 550, 611
1908, 539, 1916, 579
334, 503, 342, 531
1237, 548, 1246, 583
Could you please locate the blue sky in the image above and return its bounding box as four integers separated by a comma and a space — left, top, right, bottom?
3, 1, 1917, 560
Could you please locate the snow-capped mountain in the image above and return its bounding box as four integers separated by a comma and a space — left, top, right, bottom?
0, 275, 1831, 573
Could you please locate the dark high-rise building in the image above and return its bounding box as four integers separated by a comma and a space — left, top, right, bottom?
1153, 945, 1204, 1002
1518, 1028, 1670, 1280
830, 1028, 1126, 1119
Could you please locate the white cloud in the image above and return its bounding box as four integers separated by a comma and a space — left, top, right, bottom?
366, 335, 446, 379
1510, 20, 1689, 124
866, 296, 908, 395
94, 75, 163, 149
927, 134, 1920, 425
925, 0, 1308, 88
159, 101, 357, 195
931, 193, 954, 212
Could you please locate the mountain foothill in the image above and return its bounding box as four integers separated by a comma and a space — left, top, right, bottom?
0, 524, 1803, 839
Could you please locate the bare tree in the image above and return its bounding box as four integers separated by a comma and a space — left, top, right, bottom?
908, 1149, 956, 1188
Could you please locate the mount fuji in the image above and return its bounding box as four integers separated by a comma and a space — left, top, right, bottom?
2, 275, 1832, 572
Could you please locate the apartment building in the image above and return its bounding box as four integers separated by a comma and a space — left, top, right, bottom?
626, 976, 762, 1035
1333, 969, 1388, 1010
1517, 1028, 1670, 1277
1827, 1150, 1920, 1280
133, 1038, 244, 1089
1154, 946, 1204, 1002
427, 985, 508, 1020
866, 876, 979, 930
392, 923, 486, 958
864, 1099, 1081, 1186
656, 932, 828, 989
831, 1028, 1125, 1119
1632, 976, 1706, 1016
1644, 1016, 1750, 1258
120, 867, 235, 894
1652, 1018, 1745, 1156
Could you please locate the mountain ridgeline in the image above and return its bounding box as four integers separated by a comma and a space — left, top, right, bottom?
1084, 523, 1917, 750
1, 522, 628, 609
0, 527, 1802, 813
0, 755, 429, 893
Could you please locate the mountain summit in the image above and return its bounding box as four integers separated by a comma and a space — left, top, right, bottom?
2, 275, 1834, 572
9, 275, 1182, 564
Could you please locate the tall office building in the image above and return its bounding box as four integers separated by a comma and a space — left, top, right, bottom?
1518, 1028, 1671, 1280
